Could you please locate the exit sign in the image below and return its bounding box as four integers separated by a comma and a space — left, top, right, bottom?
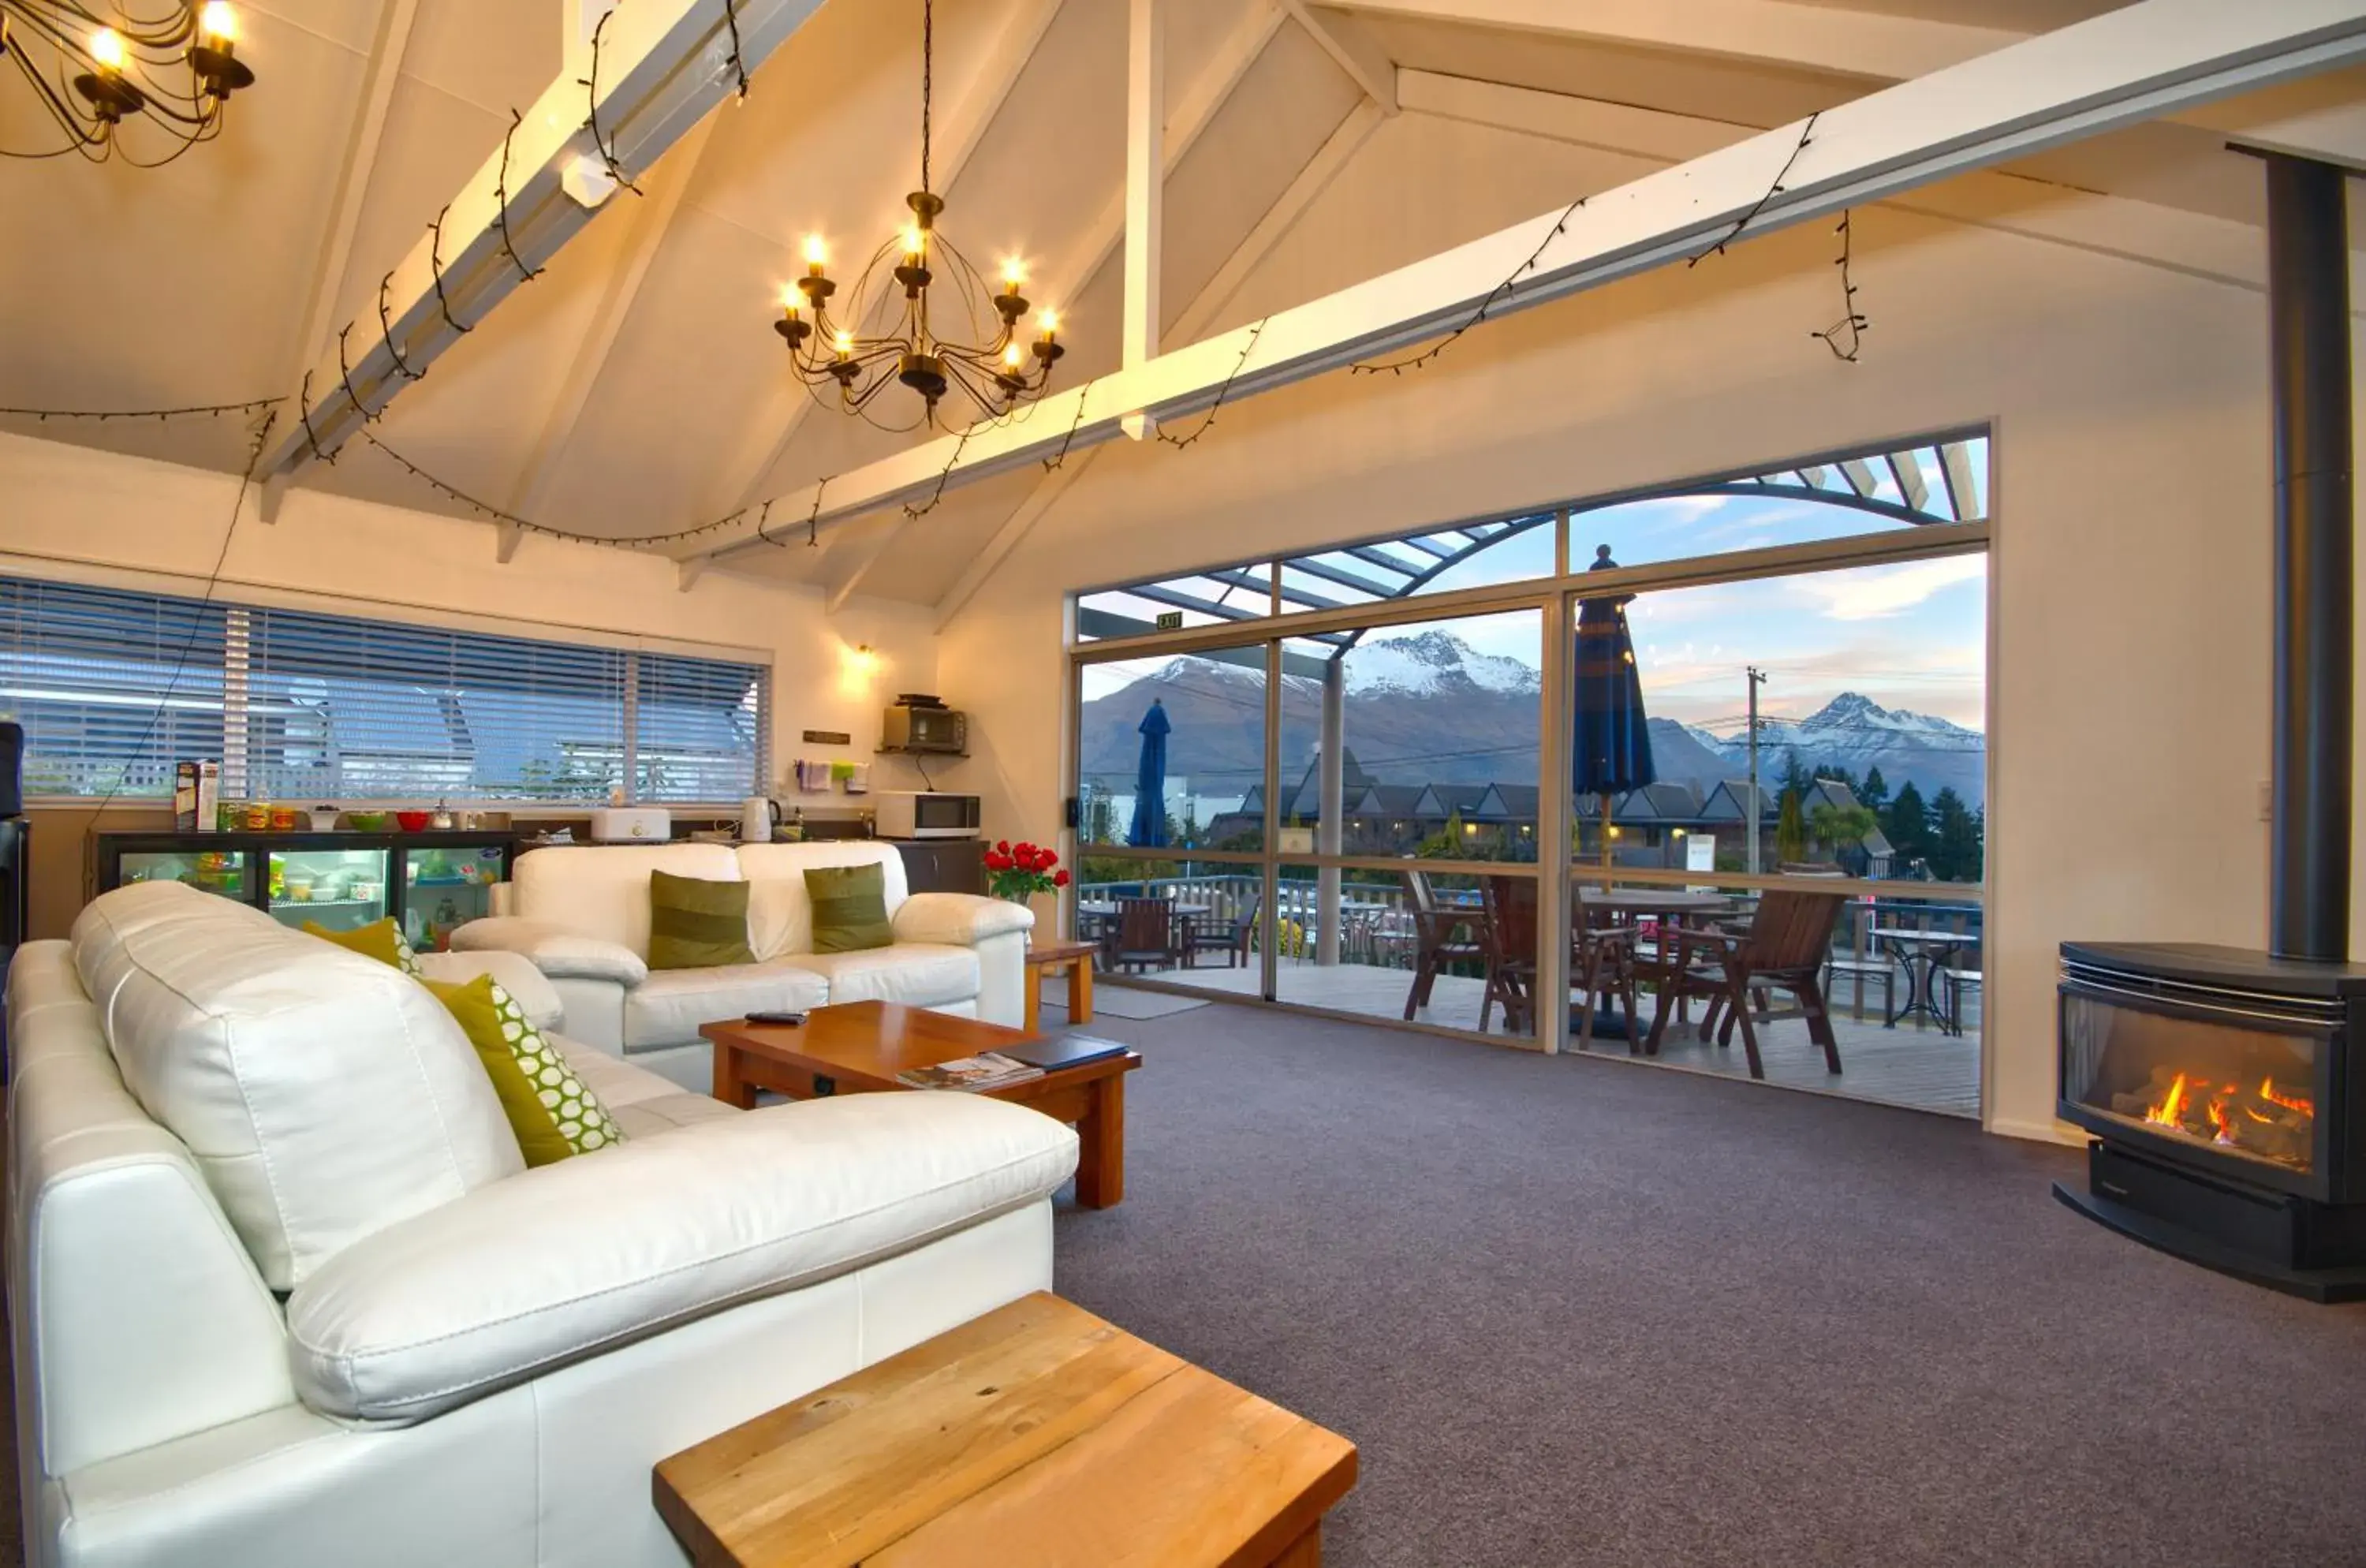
1155, 610, 1184, 631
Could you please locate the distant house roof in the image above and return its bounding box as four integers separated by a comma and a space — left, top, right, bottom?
1470, 783, 1539, 823
1614, 782, 1703, 823
1700, 780, 1774, 820
1414, 783, 1489, 819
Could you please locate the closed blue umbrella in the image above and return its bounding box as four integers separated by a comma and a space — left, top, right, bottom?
1573, 546, 1656, 865
1129, 699, 1171, 847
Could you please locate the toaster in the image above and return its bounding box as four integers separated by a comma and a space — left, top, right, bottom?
589, 808, 672, 843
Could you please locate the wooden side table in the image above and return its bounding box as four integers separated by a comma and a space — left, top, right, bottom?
655, 1291, 1357, 1566
1024, 937, 1101, 1033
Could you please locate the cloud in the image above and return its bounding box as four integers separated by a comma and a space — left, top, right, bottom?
1788, 554, 1987, 621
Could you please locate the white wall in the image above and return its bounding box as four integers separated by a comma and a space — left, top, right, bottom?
939, 111, 2360, 1144
0, 430, 937, 803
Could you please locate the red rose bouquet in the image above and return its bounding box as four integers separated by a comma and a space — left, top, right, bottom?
983, 839, 1069, 903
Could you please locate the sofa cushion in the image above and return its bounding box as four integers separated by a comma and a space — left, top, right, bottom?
426, 975, 624, 1166
71, 882, 522, 1290
779, 943, 980, 1009
737, 842, 910, 961
511, 844, 741, 958
302, 916, 423, 976
647, 870, 756, 970
416, 947, 565, 1032
804, 863, 893, 953
621, 961, 831, 1051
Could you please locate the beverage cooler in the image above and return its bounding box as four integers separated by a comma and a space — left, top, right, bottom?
95, 831, 516, 951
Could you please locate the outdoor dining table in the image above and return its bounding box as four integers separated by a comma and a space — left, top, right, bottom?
1869, 926, 1970, 1035
1567, 887, 1737, 1039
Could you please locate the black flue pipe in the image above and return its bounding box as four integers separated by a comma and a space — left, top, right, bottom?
2264, 153, 2353, 962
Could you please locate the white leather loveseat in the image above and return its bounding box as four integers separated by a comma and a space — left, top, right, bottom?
451, 841, 1032, 1084
6, 881, 1076, 1568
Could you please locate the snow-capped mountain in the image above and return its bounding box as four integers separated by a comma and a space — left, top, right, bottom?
1659, 693, 1985, 805
1340, 629, 1542, 698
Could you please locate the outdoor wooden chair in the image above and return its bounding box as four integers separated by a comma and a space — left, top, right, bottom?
1109, 895, 1180, 973
1570, 882, 1640, 1051
1402, 871, 1484, 1021
1647, 888, 1846, 1079
1181, 892, 1257, 969
1479, 876, 1539, 1036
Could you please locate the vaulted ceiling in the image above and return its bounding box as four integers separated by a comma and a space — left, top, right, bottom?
7, 0, 2366, 609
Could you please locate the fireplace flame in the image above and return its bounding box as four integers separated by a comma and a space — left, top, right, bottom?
2260, 1076, 2314, 1118
2144, 1073, 2189, 1129
2206, 1096, 2235, 1146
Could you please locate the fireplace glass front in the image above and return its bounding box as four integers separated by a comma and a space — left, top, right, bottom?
2061, 992, 2319, 1176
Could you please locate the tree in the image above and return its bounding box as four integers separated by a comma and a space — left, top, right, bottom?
1928, 787, 1983, 882
1883, 780, 1931, 869
1858, 766, 1889, 813
1808, 801, 1876, 853
1778, 750, 1815, 805
1774, 788, 1808, 864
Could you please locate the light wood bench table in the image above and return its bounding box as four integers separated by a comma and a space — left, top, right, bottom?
1023, 937, 1102, 1032
655, 1291, 1356, 1567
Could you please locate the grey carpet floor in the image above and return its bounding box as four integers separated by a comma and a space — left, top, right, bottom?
1046, 1002, 2366, 1568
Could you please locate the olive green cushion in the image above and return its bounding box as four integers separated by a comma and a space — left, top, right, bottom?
805, 863, 893, 954
424, 974, 622, 1167
304, 916, 424, 977
647, 870, 754, 970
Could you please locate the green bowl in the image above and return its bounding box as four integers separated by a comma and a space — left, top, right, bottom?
345, 811, 389, 831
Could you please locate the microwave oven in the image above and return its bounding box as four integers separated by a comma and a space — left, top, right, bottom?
883, 703, 966, 754
875, 791, 982, 841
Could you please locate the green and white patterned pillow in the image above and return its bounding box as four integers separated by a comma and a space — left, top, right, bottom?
424, 973, 624, 1166
305, 916, 424, 976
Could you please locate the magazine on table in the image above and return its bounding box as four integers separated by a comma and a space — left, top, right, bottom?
896, 1052, 1044, 1092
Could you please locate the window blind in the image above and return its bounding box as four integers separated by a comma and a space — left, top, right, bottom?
0, 578, 227, 797
0, 575, 767, 804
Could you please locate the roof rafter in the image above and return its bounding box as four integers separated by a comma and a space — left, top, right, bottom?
253, 0, 830, 484
1280, 0, 1396, 113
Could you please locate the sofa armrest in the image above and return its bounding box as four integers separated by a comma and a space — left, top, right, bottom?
283, 1094, 1078, 1423
449, 917, 648, 987
892, 892, 1035, 947
413, 948, 565, 1032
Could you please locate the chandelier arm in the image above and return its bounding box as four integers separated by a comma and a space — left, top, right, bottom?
0, 41, 99, 153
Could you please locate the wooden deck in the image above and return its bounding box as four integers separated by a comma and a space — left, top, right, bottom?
1103, 958, 1981, 1121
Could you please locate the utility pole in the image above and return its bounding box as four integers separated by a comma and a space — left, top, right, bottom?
1745, 666, 1767, 874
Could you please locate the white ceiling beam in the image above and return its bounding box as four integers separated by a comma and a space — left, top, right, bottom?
702, 0, 1283, 584
1281, 0, 1396, 112
693, 0, 1071, 534
1401, 70, 2366, 304
821, 521, 904, 613
1121, 0, 1164, 440
501, 114, 720, 538
675, 0, 2366, 565
1319, 0, 2025, 83
934, 97, 1382, 626
261, 0, 422, 522
254, 0, 828, 483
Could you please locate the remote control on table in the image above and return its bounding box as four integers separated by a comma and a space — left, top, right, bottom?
745, 1010, 807, 1026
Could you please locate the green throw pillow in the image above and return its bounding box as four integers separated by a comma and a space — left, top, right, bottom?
806, 862, 893, 953
424, 973, 622, 1167
647, 870, 754, 970
304, 916, 424, 976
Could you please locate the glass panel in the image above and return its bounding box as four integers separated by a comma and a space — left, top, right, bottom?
1077, 644, 1267, 851
1274, 861, 1535, 1039
1565, 875, 1981, 1118
0, 578, 227, 797
1070, 858, 1265, 1002
1275, 610, 1542, 864
266, 849, 390, 931
636, 654, 765, 804
2062, 995, 2316, 1174
1076, 567, 1274, 642
118, 849, 247, 899
404, 844, 509, 951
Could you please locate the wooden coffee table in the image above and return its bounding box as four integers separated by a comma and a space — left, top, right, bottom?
699, 1001, 1140, 1208
654, 1291, 1357, 1567
1024, 937, 1102, 1033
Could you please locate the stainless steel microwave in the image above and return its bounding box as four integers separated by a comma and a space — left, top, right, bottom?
882, 704, 967, 754
875, 791, 982, 840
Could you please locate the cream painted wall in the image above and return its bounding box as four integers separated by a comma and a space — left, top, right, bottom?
938, 111, 2357, 1145
0, 430, 938, 932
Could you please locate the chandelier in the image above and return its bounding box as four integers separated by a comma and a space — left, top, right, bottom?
771, 0, 1063, 428
0, 2, 254, 165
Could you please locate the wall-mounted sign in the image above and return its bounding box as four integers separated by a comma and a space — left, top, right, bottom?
1155, 610, 1184, 631
802, 730, 853, 745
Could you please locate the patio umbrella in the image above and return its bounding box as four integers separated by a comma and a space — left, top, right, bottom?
1573, 545, 1657, 868
1129, 698, 1171, 847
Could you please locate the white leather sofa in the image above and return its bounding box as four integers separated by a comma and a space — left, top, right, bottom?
6, 881, 1077, 1568
452, 842, 1031, 1087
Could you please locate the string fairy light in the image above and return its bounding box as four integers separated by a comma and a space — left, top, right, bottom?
1155, 315, 1267, 450
582, 10, 644, 196
1810, 210, 1868, 363
1688, 110, 1819, 267
494, 108, 541, 282
0, 397, 278, 422
1349, 198, 1584, 376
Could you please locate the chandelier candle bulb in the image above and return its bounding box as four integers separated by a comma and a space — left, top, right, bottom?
200, 3, 238, 45
88, 27, 125, 71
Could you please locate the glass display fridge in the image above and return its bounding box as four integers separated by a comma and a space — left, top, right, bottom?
95, 831, 517, 950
